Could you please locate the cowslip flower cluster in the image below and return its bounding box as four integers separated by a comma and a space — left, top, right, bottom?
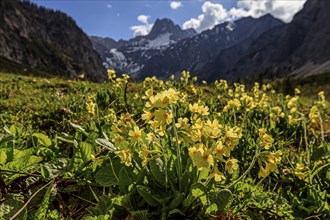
269, 106, 285, 128
258, 128, 274, 150
258, 150, 282, 178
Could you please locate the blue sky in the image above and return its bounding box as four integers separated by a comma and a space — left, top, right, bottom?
30, 0, 306, 41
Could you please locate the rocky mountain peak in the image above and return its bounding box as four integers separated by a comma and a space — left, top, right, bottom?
147, 18, 196, 41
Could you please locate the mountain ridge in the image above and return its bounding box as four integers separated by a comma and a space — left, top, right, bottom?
0, 0, 106, 81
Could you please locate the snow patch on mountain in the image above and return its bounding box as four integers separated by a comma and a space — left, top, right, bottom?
147, 33, 172, 49
110, 48, 126, 62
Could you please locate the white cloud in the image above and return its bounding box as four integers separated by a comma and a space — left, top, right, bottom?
106, 4, 112, 9
170, 1, 183, 10
137, 15, 150, 24
183, 0, 306, 32
234, 0, 306, 23
130, 15, 153, 37
183, 1, 229, 32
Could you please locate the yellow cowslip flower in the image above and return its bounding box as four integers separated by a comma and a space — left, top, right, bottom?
295, 162, 305, 172
142, 157, 153, 167
262, 85, 267, 92
128, 126, 143, 142
147, 132, 157, 143
228, 89, 234, 97
209, 165, 226, 182
142, 89, 154, 100
223, 99, 241, 112
86, 102, 96, 115
154, 126, 166, 137
189, 103, 199, 113
240, 94, 255, 111
116, 149, 132, 166
180, 70, 191, 82
287, 97, 298, 109
107, 69, 116, 80
154, 94, 170, 109
138, 144, 161, 166
290, 107, 297, 114
259, 94, 269, 110
288, 115, 302, 124
267, 150, 282, 164
294, 88, 301, 96
258, 166, 269, 178
189, 145, 214, 170
145, 95, 156, 109
120, 113, 133, 122
223, 126, 242, 147
163, 88, 179, 103
294, 163, 306, 179
309, 106, 319, 123
189, 103, 209, 116
258, 128, 273, 149
175, 117, 190, 130
193, 76, 198, 82
225, 158, 239, 174
214, 141, 225, 160
170, 74, 175, 80
79, 73, 85, 79
265, 162, 277, 172
154, 109, 173, 126
142, 110, 154, 122
189, 85, 197, 95
316, 91, 327, 108
191, 129, 202, 142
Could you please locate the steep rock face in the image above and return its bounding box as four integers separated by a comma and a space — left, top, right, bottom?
90, 18, 197, 77
212, 0, 330, 81
139, 15, 284, 79
0, 0, 106, 81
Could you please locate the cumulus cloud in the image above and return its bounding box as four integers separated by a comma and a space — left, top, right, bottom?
234, 0, 306, 23
183, 1, 229, 32
170, 1, 183, 10
183, 0, 306, 32
130, 15, 153, 37
106, 4, 112, 9
137, 15, 150, 24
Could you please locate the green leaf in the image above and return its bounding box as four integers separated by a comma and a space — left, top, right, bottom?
95, 138, 117, 151
136, 185, 159, 206
33, 133, 52, 147
182, 183, 207, 207
0, 149, 7, 165
210, 189, 233, 212
70, 122, 86, 133
149, 158, 166, 186
152, 193, 172, 206
0, 194, 25, 219
119, 167, 132, 194
79, 142, 93, 163
131, 210, 149, 220
9, 125, 22, 136
168, 191, 184, 209
35, 181, 54, 220
205, 203, 218, 215
168, 208, 186, 216
95, 166, 119, 186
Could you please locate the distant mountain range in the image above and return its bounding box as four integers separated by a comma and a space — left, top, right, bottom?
0, 0, 106, 81
91, 0, 330, 82
90, 18, 197, 78
0, 0, 328, 82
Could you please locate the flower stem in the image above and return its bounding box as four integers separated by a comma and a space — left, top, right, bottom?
226, 149, 259, 189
